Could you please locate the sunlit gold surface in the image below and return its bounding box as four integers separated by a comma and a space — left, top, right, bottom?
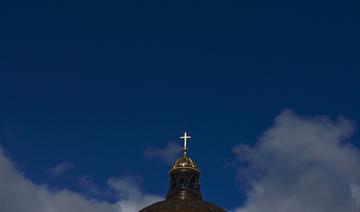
171, 154, 199, 173
180, 131, 191, 155
170, 132, 200, 173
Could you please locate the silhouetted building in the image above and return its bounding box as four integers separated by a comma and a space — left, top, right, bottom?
139, 132, 226, 212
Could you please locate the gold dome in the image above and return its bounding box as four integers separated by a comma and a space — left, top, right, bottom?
170, 154, 199, 173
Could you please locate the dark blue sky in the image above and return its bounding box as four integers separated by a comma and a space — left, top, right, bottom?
0, 0, 360, 210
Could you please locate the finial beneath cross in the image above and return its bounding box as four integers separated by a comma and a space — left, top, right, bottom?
180, 132, 191, 155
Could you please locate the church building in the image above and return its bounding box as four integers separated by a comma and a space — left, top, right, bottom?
139, 132, 227, 212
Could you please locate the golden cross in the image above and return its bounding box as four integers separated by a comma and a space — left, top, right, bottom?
180, 132, 191, 154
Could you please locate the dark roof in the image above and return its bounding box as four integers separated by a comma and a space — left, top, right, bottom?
139, 197, 227, 212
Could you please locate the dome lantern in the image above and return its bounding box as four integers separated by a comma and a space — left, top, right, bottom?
139, 132, 227, 212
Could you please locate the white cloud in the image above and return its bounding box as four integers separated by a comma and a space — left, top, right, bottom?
233, 110, 360, 212
144, 142, 181, 164
108, 177, 162, 211
0, 146, 162, 212
48, 161, 75, 175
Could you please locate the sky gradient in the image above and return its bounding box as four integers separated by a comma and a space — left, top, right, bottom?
0, 0, 360, 211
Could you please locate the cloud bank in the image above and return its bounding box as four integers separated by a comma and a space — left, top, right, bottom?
234, 110, 360, 212
144, 142, 181, 164
0, 146, 162, 212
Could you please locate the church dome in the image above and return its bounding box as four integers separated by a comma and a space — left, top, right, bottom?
139, 196, 227, 212
171, 154, 198, 172
139, 132, 227, 212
